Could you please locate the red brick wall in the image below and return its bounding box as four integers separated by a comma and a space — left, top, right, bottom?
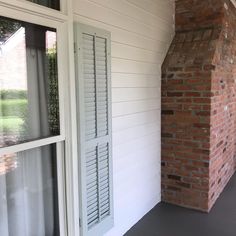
175, 0, 224, 31
209, 1, 236, 209
162, 0, 236, 212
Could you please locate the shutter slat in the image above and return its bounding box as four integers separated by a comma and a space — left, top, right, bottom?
86, 159, 96, 167
83, 34, 96, 141
88, 211, 99, 224
100, 189, 109, 201
88, 218, 99, 229
87, 189, 98, 199
87, 181, 97, 190
100, 203, 109, 213
86, 163, 97, 172
85, 74, 95, 79
87, 204, 99, 216
87, 192, 98, 203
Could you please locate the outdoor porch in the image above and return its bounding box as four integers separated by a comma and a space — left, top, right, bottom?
1, 0, 236, 235
126, 173, 236, 236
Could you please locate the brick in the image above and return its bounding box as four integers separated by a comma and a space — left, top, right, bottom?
185, 92, 201, 97
195, 111, 210, 116
176, 73, 192, 78
167, 186, 181, 192
167, 92, 183, 97
162, 0, 236, 212
168, 175, 182, 181
204, 64, 216, 71
168, 67, 183, 72
161, 110, 174, 115
185, 66, 202, 71
177, 182, 191, 188
202, 29, 213, 40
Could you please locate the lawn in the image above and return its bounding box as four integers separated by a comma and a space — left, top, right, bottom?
0, 99, 27, 117
0, 116, 24, 133
0, 99, 27, 134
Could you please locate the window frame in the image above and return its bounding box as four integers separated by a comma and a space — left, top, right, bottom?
0, 12, 65, 155
0, 1, 79, 235
0, 0, 68, 16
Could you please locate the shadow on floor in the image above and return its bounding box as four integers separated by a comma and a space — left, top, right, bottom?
125, 173, 236, 236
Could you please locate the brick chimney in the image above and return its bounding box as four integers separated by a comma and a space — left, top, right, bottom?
161, 0, 236, 212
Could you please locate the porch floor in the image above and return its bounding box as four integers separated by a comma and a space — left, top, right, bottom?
125, 173, 236, 236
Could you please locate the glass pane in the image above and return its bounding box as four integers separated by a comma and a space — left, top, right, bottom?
0, 16, 60, 148
27, 0, 60, 10
0, 144, 60, 236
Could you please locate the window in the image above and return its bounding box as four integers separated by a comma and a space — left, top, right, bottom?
0, 16, 60, 148
0, 144, 60, 235
27, 0, 60, 10
0, 15, 65, 236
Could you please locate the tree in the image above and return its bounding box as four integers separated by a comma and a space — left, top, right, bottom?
0, 18, 21, 43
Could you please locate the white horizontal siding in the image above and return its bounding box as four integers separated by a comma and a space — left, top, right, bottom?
112, 99, 160, 117
113, 132, 160, 159
112, 58, 160, 74
112, 88, 159, 103
127, 0, 174, 24
112, 73, 160, 88
112, 110, 159, 132
113, 123, 160, 146
73, 0, 174, 235
74, 15, 170, 52
111, 42, 164, 64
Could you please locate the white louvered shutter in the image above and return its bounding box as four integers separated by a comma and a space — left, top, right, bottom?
74, 23, 113, 236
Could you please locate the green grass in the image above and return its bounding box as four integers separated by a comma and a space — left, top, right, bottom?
0, 98, 27, 134
0, 99, 27, 117
0, 90, 27, 100
0, 99, 26, 105
0, 116, 24, 133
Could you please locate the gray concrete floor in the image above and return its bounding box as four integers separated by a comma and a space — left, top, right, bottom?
125, 173, 236, 236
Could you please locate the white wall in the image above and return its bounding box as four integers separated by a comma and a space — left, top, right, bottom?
73, 0, 175, 235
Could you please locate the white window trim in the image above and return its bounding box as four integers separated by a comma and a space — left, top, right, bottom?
0, 8, 66, 155
0, 0, 68, 20
0, 136, 65, 155
18, 0, 69, 15
0, 1, 80, 235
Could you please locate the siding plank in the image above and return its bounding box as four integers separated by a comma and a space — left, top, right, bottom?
126, 0, 174, 23
112, 110, 159, 132
111, 58, 160, 75
112, 99, 160, 117
112, 73, 160, 88
112, 88, 159, 103
112, 42, 165, 64
112, 122, 159, 146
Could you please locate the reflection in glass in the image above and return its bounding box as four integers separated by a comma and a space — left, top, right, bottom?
0, 16, 60, 147
0, 154, 18, 175
27, 0, 60, 10
0, 144, 59, 236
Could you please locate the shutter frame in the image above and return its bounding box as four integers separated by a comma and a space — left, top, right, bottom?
74, 23, 113, 236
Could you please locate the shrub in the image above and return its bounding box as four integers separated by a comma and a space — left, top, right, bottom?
0, 90, 27, 100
